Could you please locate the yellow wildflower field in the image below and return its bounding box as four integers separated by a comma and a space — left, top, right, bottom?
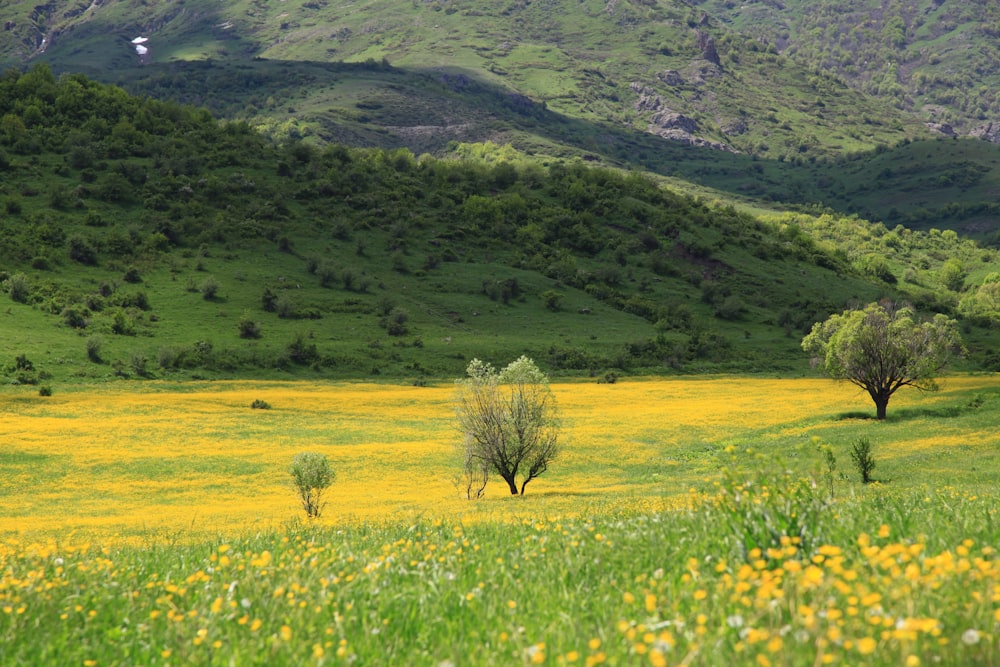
0, 375, 997, 542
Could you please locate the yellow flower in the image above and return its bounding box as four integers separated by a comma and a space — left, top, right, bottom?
857, 637, 877, 655
588, 638, 602, 650
280, 625, 293, 641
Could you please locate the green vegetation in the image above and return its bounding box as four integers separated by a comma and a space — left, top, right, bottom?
850, 436, 877, 485
698, 0, 1000, 136
802, 302, 965, 419
3, 66, 1000, 384
289, 452, 335, 519
456, 356, 560, 496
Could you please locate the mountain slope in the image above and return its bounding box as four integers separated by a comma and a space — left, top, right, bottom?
1, 0, 929, 162
694, 0, 1000, 138
10, 0, 1000, 237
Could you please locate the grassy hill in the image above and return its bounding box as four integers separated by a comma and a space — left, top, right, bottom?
1, 67, 1000, 385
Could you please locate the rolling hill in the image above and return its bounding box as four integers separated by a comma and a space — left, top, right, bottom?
1, 2, 1000, 383
1, 66, 999, 386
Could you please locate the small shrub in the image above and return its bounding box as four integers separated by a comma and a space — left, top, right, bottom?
381, 307, 409, 336
14, 354, 34, 372
250, 399, 271, 409
157, 346, 177, 369
62, 306, 88, 329
3, 196, 21, 215
237, 313, 262, 339
290, 452, 335, 518
850, 437, 876, 484
86, 336, 103, 363
130, 352, 148, 377
38, 385, 52, 397
67, 234, 98, 265
123, 267, 142, 284
599, 371, 619, 384
285, 331, 319, 365
275, 295, 295, 319
7, 273, 29, 303
200, 277, 220, 300
261, 287, 278, 312
110, 310, 135, 336
541, 290, 564, 312
316, 262, 338, 288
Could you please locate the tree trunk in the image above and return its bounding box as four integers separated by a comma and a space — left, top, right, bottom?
874, 395, 889, 420
503, 475, 520, 495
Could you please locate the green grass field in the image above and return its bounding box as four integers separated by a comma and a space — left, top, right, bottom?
1, 376, 999, 665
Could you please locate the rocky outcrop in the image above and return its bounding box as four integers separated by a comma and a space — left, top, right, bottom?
647, 111, 733, 151
695, 30, 721, 67
650, 111, 698, 135
970, 122, 1000, 143
926, 122, 956, 137
721, 117, 747, 136
658, 70, 684, 86
630, 83, 666, 112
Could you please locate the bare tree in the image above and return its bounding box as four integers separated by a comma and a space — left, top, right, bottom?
802, 301, 964, 419
456, 356, 560, 496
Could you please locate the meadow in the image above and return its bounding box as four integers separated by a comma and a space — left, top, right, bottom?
2, 375, 1000, 665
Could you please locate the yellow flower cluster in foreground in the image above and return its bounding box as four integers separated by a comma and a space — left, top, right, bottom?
1, 508, 997, 665
614, 528, 1000, 666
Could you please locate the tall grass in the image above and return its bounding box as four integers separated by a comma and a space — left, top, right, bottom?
1, 486, 997, 665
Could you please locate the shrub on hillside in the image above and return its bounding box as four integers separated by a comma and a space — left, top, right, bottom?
200, 277, 220, 300
238, 313, 262, 339
67, 234, 98, 265
380, 308, 409, 336
6, 273, 29, 303
86, 336, 103, 363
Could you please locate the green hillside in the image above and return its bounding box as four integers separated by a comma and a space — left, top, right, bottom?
694, 0, 1000, 136
1, 67, 999, 385
6, 0, 1000, 237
